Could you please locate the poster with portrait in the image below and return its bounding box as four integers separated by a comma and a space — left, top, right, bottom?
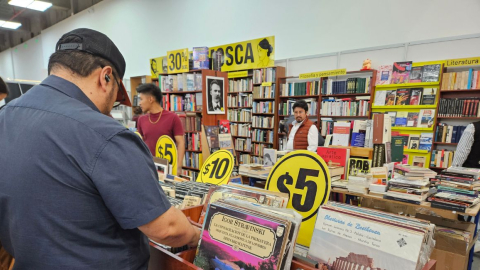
206, 76, 225, 115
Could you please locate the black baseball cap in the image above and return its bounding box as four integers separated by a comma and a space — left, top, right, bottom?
55, 28, 131, 107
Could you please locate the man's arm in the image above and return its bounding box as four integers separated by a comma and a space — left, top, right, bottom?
138, 206, 200, 247
452, 124, 475, 167
175, 135, 185, 175
307, 125, 319, 152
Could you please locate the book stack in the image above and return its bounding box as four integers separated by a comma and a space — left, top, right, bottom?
309, 202, 436, 270
279, 98, 317, 116
369, 167, 388, 196
253, 68, 276, 83
321, 98, 370, 116
229, 78, 253, 92
321, 77, 371, 95
227, 93, 252, 107
194, 198, 300, 270
280, 81, 320, 96
435, 124, 467, 143
228, 109, 252, 122
442, 69, 480, 90
347, 173, 372, 194
438, 98, 480, 117
253, 85, 275, 99
429, 167, 480, 212
252, 101, 275, 113
430, 150, 455, 168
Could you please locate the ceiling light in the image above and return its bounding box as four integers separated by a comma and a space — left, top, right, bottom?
2, 21, 22, 29
27, 1, 52, 11
8, 0, 52, 12
8, 0, 34, 8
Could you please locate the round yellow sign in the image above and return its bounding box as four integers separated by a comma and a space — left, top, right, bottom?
197, 150, 234, 185
265, 150, 331, 247
155, 135, 178, 175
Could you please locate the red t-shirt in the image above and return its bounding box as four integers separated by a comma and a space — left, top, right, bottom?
137, 110, 184, 156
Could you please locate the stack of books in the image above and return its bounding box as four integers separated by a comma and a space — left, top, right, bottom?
346, 173, 372, 194
309, 202, 435, 270
429, 167, 480, 212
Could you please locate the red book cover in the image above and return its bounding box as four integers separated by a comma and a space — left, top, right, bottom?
316, 147, 350, 179
218, 119, 231, 134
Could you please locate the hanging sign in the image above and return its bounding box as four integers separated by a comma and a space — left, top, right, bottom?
197, 150, 234, 185
149, 56, 167, 78
265, 150, 331, 247
261, 82, 272, 87
299, 68, 347, 79
228, 70, 249, 78
155, 135, 178, 175
445, 57, 480, 67
210, 36, 275, 72
167, 48, 189, 74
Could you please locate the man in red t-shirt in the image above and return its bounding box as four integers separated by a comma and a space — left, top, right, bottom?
136, 84, 185, 174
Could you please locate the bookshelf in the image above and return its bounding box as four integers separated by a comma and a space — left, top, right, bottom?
226, 66, 285, 164
153, 69, 229, 177
129, 75, 152, 115
430, 64, 480, 170
372, 61, 444, 168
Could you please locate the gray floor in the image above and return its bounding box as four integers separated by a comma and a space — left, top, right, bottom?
473, 242, 480, 269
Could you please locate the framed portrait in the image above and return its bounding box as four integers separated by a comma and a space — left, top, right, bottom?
206, 76, 225, 115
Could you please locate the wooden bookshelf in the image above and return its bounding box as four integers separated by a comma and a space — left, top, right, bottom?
440, 89, 480, 93
433, 142, 458, 146
436, 117, 480, 120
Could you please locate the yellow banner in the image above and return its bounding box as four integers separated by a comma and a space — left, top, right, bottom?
261, 82, 272, 87
149, 56, 167, 78
167, 48, 189, 74
445, 57, 480, 67
228, 70, 249, 78
299, 68, 347, 79
210, 36, 275, 72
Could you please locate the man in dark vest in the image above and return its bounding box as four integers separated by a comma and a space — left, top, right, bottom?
452, 122, 480, 168
286, 100, 318, 152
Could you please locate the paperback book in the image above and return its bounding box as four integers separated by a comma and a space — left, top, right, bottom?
406, 112, 419, 127
385, 90, 397, 105
395, 111, 408, 127
422, 64, 441, 82
395, 89, 410, 105
409, 88, 422, 105
418, 109, 435, 128
376, 65, 393, 85
420, 88, 437, 105
391, 61, 412, 84
409, 66, 423, 83
347, 158, 372, 180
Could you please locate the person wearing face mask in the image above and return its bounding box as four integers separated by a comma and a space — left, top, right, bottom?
0, 28, 200, 270
286, 100, 319, 152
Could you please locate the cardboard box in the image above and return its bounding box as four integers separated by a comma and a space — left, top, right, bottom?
416, 214, 478, 270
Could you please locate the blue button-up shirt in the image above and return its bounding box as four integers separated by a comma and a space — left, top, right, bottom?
0, 75, 171, 269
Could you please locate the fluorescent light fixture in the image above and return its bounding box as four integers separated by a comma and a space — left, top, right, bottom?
8, 0, 34, 8
2, 21, 22, 29
8, 0, 52, 12
27, 1, 52, 11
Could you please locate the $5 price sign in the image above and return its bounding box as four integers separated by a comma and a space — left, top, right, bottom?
197, 150, 234, 185
155, 135, 178, 175
265, 150, 331, 247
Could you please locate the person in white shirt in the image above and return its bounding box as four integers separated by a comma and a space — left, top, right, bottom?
286, 100, 318, 152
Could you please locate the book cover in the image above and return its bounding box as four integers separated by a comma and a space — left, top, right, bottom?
418, 109, 436, 128
408, 136, 420, 150
218, 134, 233, 149
218, 119, 231, 134
263, 148, 277, 166
419, 133, 433, 151
386, 111, 397, 127
376, 65, 393, 85
186, 74, 195, 91
385, 90, 397, 105
402, 154, 409, 164
194, 203, 287, 270
374, 91, 387, 106
192, 47, 210, 70
391, 61, 412, 84
347, 158, 372, 179
420, 88, 437, 105
409, 66, 423, 83
412, 156, 426, 168
409, 88, 422, 105
395, 89, 411, 105
205, 125, 220, 149
332, 122, 351, 147
395, 111, 408, 127
422, 64, 441, 82
406, 112, 419, 127
391, 136, 405, 162
317, 147, 351, 179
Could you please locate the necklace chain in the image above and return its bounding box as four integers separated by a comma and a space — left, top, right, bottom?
148, 110, 163, 124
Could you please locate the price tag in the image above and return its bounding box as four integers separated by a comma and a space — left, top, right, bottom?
197, 150, 234, 185
265, 150, 331, 247
134, 131, 143, 139
167, 48, 189, 74
155, 135, 178, 175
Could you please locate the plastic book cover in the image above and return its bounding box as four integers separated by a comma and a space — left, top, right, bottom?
384, 90, 397, 105
192, 47, 210, 70
347, 158, 372, 180
194, 203, 287, 270
395, 89, 410, 105
409, 88, 422, 105
309, 206, 425, 270
406, 112, 419, 127
422, 64, 441, 82
376, 65, 393, 85
391, 61, 412, 84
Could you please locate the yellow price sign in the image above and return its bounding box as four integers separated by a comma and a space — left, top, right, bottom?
167, 48, 189, 74
134, 131, 143, 139
228, 70, 249, 78
197, 150, 234, 185
155, 135, 178, 175
299, 68, 347, 79
265, 150, 331, 247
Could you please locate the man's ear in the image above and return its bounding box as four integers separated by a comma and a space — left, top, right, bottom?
99, 66, 113, 93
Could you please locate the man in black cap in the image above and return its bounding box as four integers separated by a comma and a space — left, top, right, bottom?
0, 28, 200, 269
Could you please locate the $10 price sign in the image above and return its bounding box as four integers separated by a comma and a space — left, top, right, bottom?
155, 135, 178, 175
265, 150, 331, 247
197, 150, 234, 185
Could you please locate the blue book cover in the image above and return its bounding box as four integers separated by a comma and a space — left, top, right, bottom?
351, 132, 366, 147
452, 126, 458, 143
419, 133, 433, 151
467, 69, 473, 89
192, 47, 210, 70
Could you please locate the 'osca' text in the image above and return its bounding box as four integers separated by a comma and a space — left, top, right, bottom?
211, 43, 254, 67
